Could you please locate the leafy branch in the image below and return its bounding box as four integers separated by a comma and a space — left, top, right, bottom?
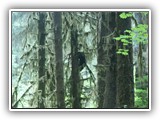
114, 12, 148, 55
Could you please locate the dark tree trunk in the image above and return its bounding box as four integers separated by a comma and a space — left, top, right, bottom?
53, 12, 65, 108
38, 12, 46, 108
71, 25, 81, 108
116, 12, 134, 108
138, 43, 143, 78
97, 13, 105, 108
102, 12, 117, 108
97, 12, 117, 108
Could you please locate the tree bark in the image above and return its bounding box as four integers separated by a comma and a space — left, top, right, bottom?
71, 25, 81, 108
97, 12, 105, 108
53, 12, 65, 108
38, 12, 46, 108
97, 12, 117, 108
116, 12, 134, 108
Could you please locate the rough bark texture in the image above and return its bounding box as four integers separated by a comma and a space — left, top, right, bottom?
116, 12, 134, 108
71, 25, 81, 108
97, 13, 105, 108
97, 12, 117, 108
102, 12, 117, 108
53, 12, 65, 108
38, 12, 46, 108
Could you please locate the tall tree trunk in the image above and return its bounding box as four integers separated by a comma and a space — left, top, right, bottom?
102, 12, 117, 108
97, 12, 117, 108
116, 12, 134, 108
97, 12, 105, 108
53, 12, 65, 108
38, 12, 46, 108
71, 25, 81, 108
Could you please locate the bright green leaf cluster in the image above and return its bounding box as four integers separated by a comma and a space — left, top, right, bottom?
116, 49, 129, 56
119, 12, 133, 19
114, 34, 132, 46
131, 24, 148, 44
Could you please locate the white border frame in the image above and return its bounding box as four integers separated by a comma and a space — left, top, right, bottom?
9, 9, 151, 111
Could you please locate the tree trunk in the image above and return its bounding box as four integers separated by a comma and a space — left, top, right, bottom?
97, 12, 105, 108
97, 12, 117, 108
53, 12, 65, 108
38, 12, 46, 108
116, 12, 134, 108
71, 25, 81, 108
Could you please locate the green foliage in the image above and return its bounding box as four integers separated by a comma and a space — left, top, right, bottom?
131, 24, 148, 44
135, 89, 148, 108
136, 75, 148, 82
119, 12, 133, 19
116, 49, 129, 56
135, 75, 148, 108
114, 12, 148, 55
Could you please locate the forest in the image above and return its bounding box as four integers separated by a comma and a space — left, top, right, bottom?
11, 10, 150, 109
